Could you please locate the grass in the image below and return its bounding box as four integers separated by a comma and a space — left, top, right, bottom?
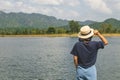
0, 33, 120, 37
102, 33, 120, 37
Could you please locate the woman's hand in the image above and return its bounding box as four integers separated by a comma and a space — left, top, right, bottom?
94, 30, 108, 45
94, 30, 99, 35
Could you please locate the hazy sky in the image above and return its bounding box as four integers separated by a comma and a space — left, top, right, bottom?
0, 0, 120, 21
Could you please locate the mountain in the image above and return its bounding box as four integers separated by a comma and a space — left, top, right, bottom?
0, 11, 96, 29
0, 11, 68, 29
0, 11, 119, 29
79, 20, 97, 25
104, 18, 120, 28
90, 18, 120, 29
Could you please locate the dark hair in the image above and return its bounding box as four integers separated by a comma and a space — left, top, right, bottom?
79, 36, 93, 42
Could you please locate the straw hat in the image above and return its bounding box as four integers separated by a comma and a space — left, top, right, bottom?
78, 25, 94, 39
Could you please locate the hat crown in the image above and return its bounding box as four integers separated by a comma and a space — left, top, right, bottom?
78, 25, 94, 39
80, 26, 91, 35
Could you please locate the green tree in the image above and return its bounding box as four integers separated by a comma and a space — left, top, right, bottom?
69, 20, 80, 33
56, 28, 66, 34
99, 23, 113, 33
47, 27, 56, 34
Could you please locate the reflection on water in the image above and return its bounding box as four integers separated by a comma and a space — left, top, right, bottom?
0, 37, 120, 80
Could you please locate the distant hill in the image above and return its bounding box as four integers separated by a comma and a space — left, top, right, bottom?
0, 11, 68, 29
79, 20, 97, 25
0, 11, 119, 29
0, 11, 96, 29
104, 18, 120, 28
90, 18, 120, 29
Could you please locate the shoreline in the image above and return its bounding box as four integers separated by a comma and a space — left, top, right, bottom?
0, 33, 120, 37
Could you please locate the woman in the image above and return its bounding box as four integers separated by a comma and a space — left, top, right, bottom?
70, 25, 108, 80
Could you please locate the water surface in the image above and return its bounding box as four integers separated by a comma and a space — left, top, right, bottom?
0, 37, 120, 80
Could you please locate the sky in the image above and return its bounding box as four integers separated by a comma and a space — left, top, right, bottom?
0, 0, 120, 21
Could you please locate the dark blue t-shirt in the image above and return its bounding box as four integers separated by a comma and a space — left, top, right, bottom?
70, 40, 104, 68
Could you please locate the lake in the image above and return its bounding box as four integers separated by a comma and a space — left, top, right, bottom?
0, 37, 120, 80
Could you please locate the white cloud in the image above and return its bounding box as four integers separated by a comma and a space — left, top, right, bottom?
0, 1, 13, 10
63, 0, 80, 7
32, 0, 63, 5
34, 6, 80, 20
0, 0, 119, 21
116, 3, 120, 7
56, 9, 80, 20
31, 0, 80, 7
0, 0, 37, 13
85, 0, 112, 14
103, 0, 120, 19
28, 0, 81, 20
15, 1, 23, 6
114, 2, 120, 10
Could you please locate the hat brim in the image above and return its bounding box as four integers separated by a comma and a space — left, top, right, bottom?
78, 29, 94, 39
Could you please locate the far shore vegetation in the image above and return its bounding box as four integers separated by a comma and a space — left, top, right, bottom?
1, 33, 120, 37
0, 20, 120, 37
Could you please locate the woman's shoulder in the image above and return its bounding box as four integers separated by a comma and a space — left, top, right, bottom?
91, 41, 103, 43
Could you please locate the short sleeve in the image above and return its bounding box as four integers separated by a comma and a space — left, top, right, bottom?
96, 41, 104, 49
70, 43, 78, 56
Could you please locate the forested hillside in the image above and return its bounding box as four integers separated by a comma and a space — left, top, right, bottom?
90, 18, 120, 33
0, 11, 120, 35
0, 11, 68, 28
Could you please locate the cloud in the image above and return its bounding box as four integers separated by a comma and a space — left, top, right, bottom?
35, 6, 80, 20
104, 0, 120, 10
0, 0, 13, 10
29, 0, 81, 20
32, 0, 63, 5
32, 0, 80, 7
62, 0, 80, 7
0, 0, 119, 21
54, 9, 80, 20
116, 3, 120, 10
84, 0, 112, 14
0, 0, 36, 13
